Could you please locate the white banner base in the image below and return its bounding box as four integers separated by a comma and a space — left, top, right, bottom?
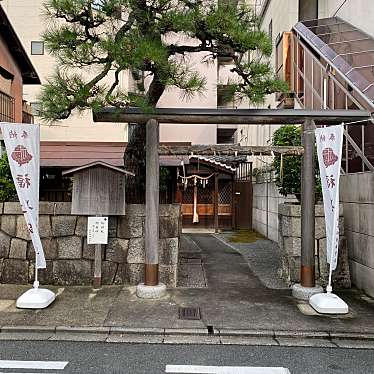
16, 287, 55, 309
309, 292, 348, 314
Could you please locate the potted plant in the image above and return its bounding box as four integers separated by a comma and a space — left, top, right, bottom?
272, 125, 321, 202
0, 154, 16, 202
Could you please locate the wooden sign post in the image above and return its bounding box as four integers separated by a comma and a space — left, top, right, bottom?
62, 162, 133, 288
87, 216, 108, 288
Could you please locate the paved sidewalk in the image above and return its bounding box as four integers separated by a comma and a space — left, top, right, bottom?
0, 234, 374, 347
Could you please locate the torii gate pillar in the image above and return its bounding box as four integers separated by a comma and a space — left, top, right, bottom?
136, 118, 166, 299
292, 119, 323, 300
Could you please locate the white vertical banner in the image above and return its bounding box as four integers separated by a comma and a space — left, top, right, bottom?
315, 125, 343, 271
0, 123, 46, 269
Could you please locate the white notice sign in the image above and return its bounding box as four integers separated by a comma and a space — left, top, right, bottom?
87, 217, 108, 244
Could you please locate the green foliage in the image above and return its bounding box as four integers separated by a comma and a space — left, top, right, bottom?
272, 125, 302, 197
272, 125, 322, 199
39, 0, 287, 120
0, 154, 16, 202
159, 167, 171, 192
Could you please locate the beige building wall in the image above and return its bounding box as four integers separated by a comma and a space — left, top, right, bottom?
2, 0, 128, 142
158, 51, 219, 144
239, 0, 298, 169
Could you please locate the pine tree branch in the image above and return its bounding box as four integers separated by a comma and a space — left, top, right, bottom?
168, 42, 216, 55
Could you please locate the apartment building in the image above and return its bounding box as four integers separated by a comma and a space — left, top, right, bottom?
0, 4, 39, 155
2, 1, 245, 146
239, 0, 374, 169
1, 0, 128, 143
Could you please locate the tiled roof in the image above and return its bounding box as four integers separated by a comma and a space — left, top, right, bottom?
40, 141, 126, 167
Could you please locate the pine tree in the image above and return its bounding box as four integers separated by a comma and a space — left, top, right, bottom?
40, 0, 286, 118
39, 0, 287, 197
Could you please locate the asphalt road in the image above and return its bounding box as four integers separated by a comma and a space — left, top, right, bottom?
0, 341, 373, 374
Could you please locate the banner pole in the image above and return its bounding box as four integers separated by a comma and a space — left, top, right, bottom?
309, 124, 348, 314
0, 122, 55, 309
326, 262, 333, 293
34, 266, 39, 289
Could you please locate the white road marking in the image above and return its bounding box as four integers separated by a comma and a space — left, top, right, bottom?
0, 300, 14, 311
56, 287, 65, 297
0, 360, 68, 370
165, 365, 291, 374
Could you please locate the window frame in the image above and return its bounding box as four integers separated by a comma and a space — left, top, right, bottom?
31, 41, 44, 55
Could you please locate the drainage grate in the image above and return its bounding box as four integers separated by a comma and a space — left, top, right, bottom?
178, 307, 201, 320
207, 325, 214, 335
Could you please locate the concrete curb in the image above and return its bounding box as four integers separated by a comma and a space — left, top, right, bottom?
1, 326, 374, 348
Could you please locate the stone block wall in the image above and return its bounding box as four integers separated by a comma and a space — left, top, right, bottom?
278, 203, 351, 288
340, 172, 374, 298
253, 174, 297, 241
0, 203, 181, 287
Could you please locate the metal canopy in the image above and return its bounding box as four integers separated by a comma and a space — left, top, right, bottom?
294, 17, 374, 105
94, 107, 372, 124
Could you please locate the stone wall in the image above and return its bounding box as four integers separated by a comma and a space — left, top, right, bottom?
340, 172, 374, 298
253, 174, 296, 241
0, 203, 181, 287
278, 203, 351, 288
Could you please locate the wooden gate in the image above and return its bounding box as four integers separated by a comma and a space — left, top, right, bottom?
181, 178, 233, 229
233, 180, 253, 229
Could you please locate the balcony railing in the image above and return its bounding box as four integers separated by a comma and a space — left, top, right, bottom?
0, 90, 15, 123
275, 30, 374, 173
22, 101, 34, 124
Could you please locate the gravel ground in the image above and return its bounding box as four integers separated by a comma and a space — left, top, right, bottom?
214, 233, 290, 290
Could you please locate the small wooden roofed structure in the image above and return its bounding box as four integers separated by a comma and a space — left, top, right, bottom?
94, 107, 372, 290
38, 142, 128, 201
62, 161, 134, 216
176, 155, 240, 230
62, 160, 135, 177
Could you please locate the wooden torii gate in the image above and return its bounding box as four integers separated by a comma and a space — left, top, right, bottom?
94, 108, 371, 295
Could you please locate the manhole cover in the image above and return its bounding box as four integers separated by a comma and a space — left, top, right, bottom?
178, 307, 201, 320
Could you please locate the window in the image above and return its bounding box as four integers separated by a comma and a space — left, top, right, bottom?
0, 90, 15, 122
268, 20, 273, 42
217, 128, 236, 144
30, 102, 41, 116
31, 41, 44, 55
0, 140, 5, 157
217, 84, 236, 108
